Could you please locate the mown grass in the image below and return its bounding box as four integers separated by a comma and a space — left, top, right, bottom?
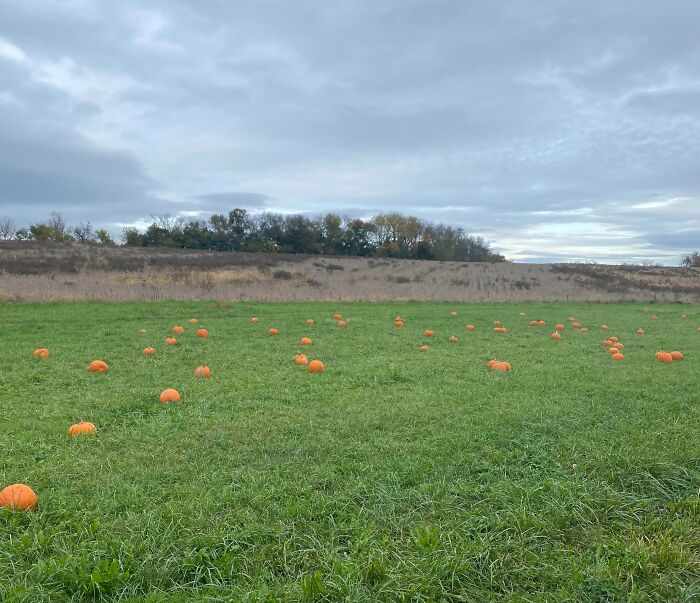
0, 301, 698, 602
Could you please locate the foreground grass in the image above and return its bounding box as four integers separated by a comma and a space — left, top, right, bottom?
0, 301, 698, 602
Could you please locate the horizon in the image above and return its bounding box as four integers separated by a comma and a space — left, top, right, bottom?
1, 2, 699, 265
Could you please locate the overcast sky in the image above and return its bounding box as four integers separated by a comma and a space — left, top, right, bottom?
1, 1, 699, 263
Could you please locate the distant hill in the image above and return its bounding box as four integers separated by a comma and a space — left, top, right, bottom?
0, 241, 698, 302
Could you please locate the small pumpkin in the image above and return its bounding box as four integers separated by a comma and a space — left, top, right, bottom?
333, 313, 342, 320
300, 337, 313, 346
395, 320, 405, 328
419, 345, 429, 351
308, 359, 325, 373
580, 327, 589, 332
603, 339, 613, 347
550, 332, 561, 340
555, 324, 565, 331
196, 328, 209, 338
616, 342, 624, 349
609, 336, 618, 343
493, 320, 501, 326
165, 337, 177, 345
611, 352, 624, 361
680, 314, 687, 319
338, 320, 348, 328
636, 328, 645, 335
608, 347, 619, 355
68, 421, 96, 436
656, 352, 673, 363
424, 329, 434, 336
159, 388, 181, 403
600, 325, 609, 330
143, 347, 156, 355
88, 360, 108, 373
172, 326, 185, 334
138, 328, 147, 334
251, 317, 260, 323
537, 320, 546, 326
188, 318, 198, 324
306, 319, 314, 325
194, 365, 212, 378
670, 351, 684, 360
449, 336, 458, 343
0, 484, 38, 512
450, 311, 458, 317
293, 353, 309, 365
519, 312, 526, 316
529, 320, 538, 326
494, 327, 507, 333
465, 324, 475, 331
571, 322, 581, 329
268, 328, 279, 335
33, 348, 50, 358
651, 315, 658, 320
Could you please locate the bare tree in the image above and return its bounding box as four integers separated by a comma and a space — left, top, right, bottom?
0, 216, 15, 240
73, 221, 95, 242
681, 252, 699, 268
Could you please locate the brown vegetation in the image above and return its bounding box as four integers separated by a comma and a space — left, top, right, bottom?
0, 241, 698, 302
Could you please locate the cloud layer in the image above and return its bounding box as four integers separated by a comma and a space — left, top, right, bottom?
1, 0, 698, 263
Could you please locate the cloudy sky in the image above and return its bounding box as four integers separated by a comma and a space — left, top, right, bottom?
1, 1, 699, 263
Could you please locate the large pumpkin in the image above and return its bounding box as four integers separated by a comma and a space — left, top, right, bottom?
0, 484, 38, 512
656, 352, 673, 363
196, 328, 209, 338
300, 337, 312, 346
308, 360, 325, 373
88, 360, 108, 373
68, 421, 96, 436
159, 388, 181, 403
670, 351, 684, 360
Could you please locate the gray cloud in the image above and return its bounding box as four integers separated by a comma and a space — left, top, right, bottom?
0, 0, 699, 262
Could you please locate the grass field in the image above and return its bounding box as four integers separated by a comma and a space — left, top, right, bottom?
1, 301, 699, 602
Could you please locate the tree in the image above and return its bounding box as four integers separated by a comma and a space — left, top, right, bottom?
681, 252, 700, 268
72, 222, 95, 242
0, 216, 15, 240
95, 229, 115, 245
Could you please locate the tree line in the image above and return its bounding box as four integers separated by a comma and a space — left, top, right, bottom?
0, 210, 506, 262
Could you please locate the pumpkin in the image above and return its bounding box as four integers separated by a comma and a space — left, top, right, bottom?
293, 353, 309, 365
529, 320, 538, 326
0, 484, 38, 512
636, 328, 645, 335
538, 320, 546, 326
424, 329, 434, 336
138, 328, 147, 334
268, 328, 279, 335
450, 311, 458, 317
172, 326, 185, 334
567, 316, 575, 321
465, 324, 475, 331
492, 361, 511, 372
680, 314, 687, 319
555, 324, 565, 331
449, 336, 458, 343
188, 318, 198, 324
487, 359, 500, 369
494, 327, 507, 333
88, 360, 108, 373
308, 359, 325, 373
307, 319, 314, 325
419, 345, 429, 351
670, 351, 684, 360
68, 421, 96, 436
608, 347, 619, 355
580, 327, 589, 332
609, 336, 618, 342
300, 337, 312, 346
612, 352, 624, 361
33, 348, 50, 358
656, 352, 673, 363
550, 332, 561, 340
194, 365, 212, 378
338, 320, 348, 328
159, 388, 181, 403
600, 325, 609, 330
333, 313, 342, 320
395, 320, 405, 328
519, 312, 526, 316
493, 320, 501, 326
603, 339, 613, 347
196, 328, 209, 338
616, 343, 624, 349
651, 315, 658, 320
571, 322, 581, 329
143, 347, 156, 355
251, 317, 260, 323
165, 337, 177, 345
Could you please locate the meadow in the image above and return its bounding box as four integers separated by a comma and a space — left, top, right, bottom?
1, 301, 698, 602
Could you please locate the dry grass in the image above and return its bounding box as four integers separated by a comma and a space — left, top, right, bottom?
0, 242, 698, 302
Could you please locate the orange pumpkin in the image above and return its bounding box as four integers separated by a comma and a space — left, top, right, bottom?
188, 318, 198, 324
0, 484, 38, 512
68, 421, 96, 436
395, 320, 405, 328
555, 324, 565, 331
600, 325, 609, 330
424, 329, 434, 336
492, 361, 511, 372
651, 315, 658, 320
465, 324, 475, 331
194, 365, 212, 378
612, 352, 624, 361
616, 343, 624, 349
419, 345, 429, 351
88, 360, 108, 373
338, 320, 348, 328
494, 327, 507, 333
571, 322, 581, 329
608, 347, 619, 355
537, 320, 546, 326
172, 326, 185, 334
196, 328, 209, 338
308, 359, 325, 373
670, 351, 684, 360
449, 336, 458, 343
603, 339, 613, 347
333, 313, 342, 320
656, 352, 673, 363
165, 337, 177, 345
251, 317, 260, 323
609, 336, 618, 343
143, 347, 156, 355
300, 337, 312, 346
33, 348, 50, 358
493, 320, 501, 326
487, 359, 500, 369
306, 319, 314, 326
159, 388, 181, 403
293, 353, 309, 365
550, 332, 561, 340
268, 328, 279, 335
580, 327, 589, 332
529, 320, 538, 326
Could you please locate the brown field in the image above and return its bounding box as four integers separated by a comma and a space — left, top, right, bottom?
0, 241, 698, 302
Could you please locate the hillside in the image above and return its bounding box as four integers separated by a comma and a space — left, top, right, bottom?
0, 241, 698, 302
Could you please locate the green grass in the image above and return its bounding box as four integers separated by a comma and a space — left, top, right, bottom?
1, 301, 699, 602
